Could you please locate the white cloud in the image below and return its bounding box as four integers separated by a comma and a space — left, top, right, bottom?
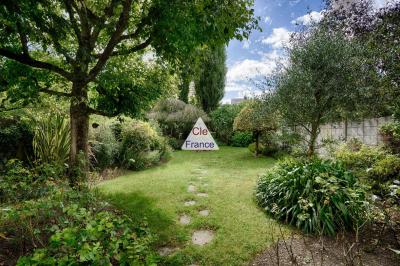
291, 11, 324, 26
225, 50, 286, 95
242, 39, 251, 49
261, 27, 292, 48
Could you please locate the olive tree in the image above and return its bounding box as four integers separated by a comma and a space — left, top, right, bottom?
275, 26, 371, 156
0, 0, 258, 182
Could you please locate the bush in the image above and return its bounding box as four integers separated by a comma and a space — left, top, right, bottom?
1, 189, 157, 265
89, 123, 119, 170
147, 98, 209, 140
210, 104, 244, 145
0, 160, 62, 204
334, 143, 387, 176
368, 155, 400, 182
248, 142, 279, 157
166, 137, 184, 150
120, 120, 172, 170
231, 132, 253, 147
380, 122, 400, 154
0, 115, 33, 166
256, 158, 369, 235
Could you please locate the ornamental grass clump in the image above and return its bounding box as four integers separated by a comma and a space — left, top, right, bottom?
256, 158, 369, 235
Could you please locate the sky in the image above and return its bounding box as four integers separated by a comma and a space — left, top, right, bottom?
223, 0, 392, 103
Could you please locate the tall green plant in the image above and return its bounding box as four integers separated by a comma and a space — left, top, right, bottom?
33, 114, 70, 164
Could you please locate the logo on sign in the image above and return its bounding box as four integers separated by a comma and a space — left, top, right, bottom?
181, 117, 219, 150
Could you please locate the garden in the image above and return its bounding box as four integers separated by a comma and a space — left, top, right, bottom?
1, 0, 400, 265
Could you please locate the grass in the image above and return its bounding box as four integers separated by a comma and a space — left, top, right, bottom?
97, 147, 286, 265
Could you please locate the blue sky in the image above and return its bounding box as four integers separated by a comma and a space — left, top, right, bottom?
223, 0, 391, 103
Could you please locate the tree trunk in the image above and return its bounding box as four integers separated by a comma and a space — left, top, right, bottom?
255, 131, 260, 157
68, 82, 89, 185
307, 124, 319, 157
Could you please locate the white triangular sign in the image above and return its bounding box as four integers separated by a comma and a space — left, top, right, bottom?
181, 117, 219, 150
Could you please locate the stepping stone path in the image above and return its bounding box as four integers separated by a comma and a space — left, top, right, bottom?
199, 209, 209, 216
179, 214, 191, 225
158, 247, 179, 256
188, 185, 196, 193
192, 230, 214, 245
196, 192, 208, 197
184, 200, 196, 206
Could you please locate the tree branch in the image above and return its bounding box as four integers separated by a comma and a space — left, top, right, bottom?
39, 88, 71, 97
63, 0, 82, 44
0, 48, 73, 80
96, 37, 152, 57
86, 0, 133, 83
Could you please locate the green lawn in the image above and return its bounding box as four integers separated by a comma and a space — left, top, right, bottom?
97, 147, 285, 265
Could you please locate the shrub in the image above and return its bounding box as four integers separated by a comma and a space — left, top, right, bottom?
368, 155, 400, 182
248, 142, 279, 157
1, 189, 157, 265
0, 115, 33, 166
33, 114, 70, 164
147, 98, 209, 139
256, 158, 369, 235
334, 143, 387, 176
166, 137, 184, 150
231, 132, 253, 147
0, 160, 61, 204
380, 122, 400, 154
120, 120, 172, 170
89, 123, 119, 170
210, 104, 244, 145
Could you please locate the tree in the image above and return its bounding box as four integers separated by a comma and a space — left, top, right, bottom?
233, 99, 277, 156
275, 26, 371, 156
195, 45, 227, 113
0, 0, 258, 182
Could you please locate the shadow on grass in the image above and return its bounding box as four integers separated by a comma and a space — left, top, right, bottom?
103, 191, 184, 246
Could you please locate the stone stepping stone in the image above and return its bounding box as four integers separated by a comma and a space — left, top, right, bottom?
184, 200, 196, 206
199, 209, 209, 216
158, 246, 178, 256
196, 192, 208, 197
179, 214, 191, 225
192, 230, 214, 246
188, 185, 196, 193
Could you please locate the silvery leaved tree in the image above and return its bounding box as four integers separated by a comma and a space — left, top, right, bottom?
0, 0, 259, 183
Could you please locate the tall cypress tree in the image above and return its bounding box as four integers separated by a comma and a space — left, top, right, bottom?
195, 45, 227, 113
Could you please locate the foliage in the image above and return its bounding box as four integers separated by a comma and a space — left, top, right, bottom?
368, 155, 400, 182
0, 160, 62, 204
380, 122, 400, 154
248, 142, 279, 157
334, 143, 387, 176
195, 45, 227, 113
148, 98, 209, 140
233, 99, 277, 133
0, 188, 157, 265
89, 123, 119, 171
275, 25, 373, 156
119, 119, 172, 170
93, 54, 178, 117
0, 0, 259, 180
231, 132, 253, 147
32, 113, 70, 164
234, 98, 277, 155
0, 114, 33, 165
210, 103, 245, 145
256, 158, 369, 235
